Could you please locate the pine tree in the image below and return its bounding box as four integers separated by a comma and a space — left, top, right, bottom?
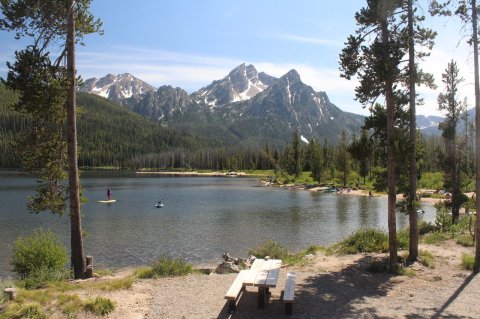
340, 0, 405, 269
0, 0, 102, 279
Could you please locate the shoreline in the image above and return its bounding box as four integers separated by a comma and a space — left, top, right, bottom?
135, 171, 265, 177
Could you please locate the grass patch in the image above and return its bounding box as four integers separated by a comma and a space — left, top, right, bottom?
456, 233, 475, 247
418, 250, 435, 268
7, 304, 47, 319
422, 231, 450, 244
134, 257, 192, 279
367, 257, 415, 276
84, 297, 115, 316
95, 268, 114, 276
57, 293, 84, 317
90, 277, 134, 291
334, 228, 388, 254
247, 241, 326, 266
461, 254, 475, 271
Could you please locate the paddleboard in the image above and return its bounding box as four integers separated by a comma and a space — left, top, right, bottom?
98, 199, 116, 204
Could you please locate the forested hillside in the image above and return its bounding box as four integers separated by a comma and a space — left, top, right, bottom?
75, 93, 222, 168
1, 84, 217, 168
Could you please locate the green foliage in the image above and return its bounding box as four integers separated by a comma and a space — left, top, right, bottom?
418, 172, 444, 190
134, 257, 192, 279
434, 202, 452, 231
248, 240, 288, 259
84, 297, 115, 316
396, 228, 410, 250
11, 229, 68, 287
371, 166, 387, 192
334, 228, 388, 254
461, 254, 474, 271
418, 220, 438, 235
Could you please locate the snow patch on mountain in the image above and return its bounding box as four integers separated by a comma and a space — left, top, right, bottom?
192, 63, 275, 108
301, 135, 310, 144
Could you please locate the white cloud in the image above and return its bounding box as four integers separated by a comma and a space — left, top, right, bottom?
418, 41, 475, 115
76, 47, 243, 91
276, 34, 341, 47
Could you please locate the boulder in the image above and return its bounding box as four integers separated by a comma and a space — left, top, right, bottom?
215, 261, 241, 274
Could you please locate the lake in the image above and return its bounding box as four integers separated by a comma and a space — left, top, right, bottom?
0, 172, 436, 277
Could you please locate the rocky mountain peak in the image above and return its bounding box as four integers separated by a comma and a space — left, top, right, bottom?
281, 69, 302, 83
192, 63, 277, 108
79, 73, 155, 101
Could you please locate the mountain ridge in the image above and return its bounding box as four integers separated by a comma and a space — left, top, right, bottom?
79, 64, 446, 143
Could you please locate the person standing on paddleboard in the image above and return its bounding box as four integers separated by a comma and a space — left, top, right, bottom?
107, 188, 112, 200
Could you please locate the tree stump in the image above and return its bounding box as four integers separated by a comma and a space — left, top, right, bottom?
4, 287, 16, 300
85, 255, 93, 278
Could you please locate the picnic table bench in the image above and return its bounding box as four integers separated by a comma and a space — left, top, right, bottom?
224, 258, 282, 313
282, 272, 296, 315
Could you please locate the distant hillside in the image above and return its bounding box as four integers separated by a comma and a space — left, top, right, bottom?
0, 84, 224, 168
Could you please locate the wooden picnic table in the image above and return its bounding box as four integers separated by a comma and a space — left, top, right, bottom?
243, 258, 282, 308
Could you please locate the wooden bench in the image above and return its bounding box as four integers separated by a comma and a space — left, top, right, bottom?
282, 272, 296, 315
224, 270, 248, 313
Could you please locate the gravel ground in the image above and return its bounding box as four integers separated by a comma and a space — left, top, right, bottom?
79, 240, 479, 319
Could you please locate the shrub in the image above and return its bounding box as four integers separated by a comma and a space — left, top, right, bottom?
461, 254, 474, 271
84, 297, 115, 316
418, 220, 438, 235
335, 228, 388, 254
434, 202, 452, 231
11, 229, 68, 281
248, 240, 288, 259
396, 229, 409, 250
19, 268, 69, 290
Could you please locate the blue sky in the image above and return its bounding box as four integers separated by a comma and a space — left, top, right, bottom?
0, 0, 473, 116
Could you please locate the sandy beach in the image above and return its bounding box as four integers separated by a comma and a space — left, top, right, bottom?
69, 239, 479, 319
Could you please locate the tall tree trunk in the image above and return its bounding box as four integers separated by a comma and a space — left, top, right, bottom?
67, 0, 85, 279
381, 18, 398, 269
407, 0, 418, 262
472, 0, 480, 274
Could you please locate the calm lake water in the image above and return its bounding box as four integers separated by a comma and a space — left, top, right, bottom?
0, 172, 436, 277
